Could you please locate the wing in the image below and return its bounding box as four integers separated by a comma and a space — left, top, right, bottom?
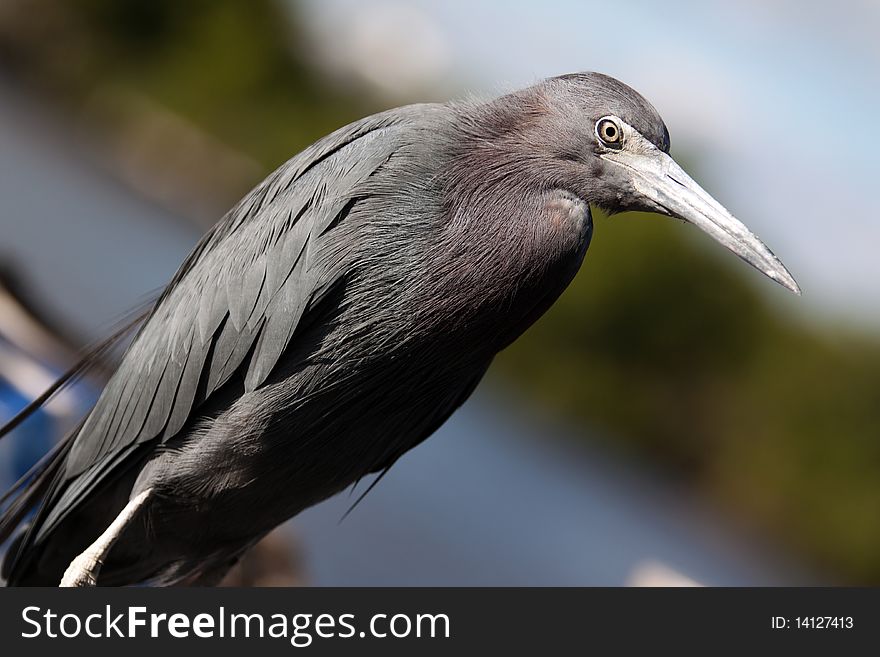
34, 107, 428, 533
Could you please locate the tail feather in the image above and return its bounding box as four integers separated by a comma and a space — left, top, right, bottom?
0, 303, 153, 444
0, 422, 77, 581
0, 298, 155, 585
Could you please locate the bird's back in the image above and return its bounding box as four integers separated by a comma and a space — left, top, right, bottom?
2, 103, 457, 583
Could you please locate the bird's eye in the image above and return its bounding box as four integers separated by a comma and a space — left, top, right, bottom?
596, 118, 622, 147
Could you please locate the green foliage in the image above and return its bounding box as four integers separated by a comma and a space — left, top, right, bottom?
495, 212, 773, 467
494, 210, 880, 582
74, 0, 366, 164
7, 0, 371, 167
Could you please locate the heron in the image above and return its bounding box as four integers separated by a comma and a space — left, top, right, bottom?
0, 72, 799, 586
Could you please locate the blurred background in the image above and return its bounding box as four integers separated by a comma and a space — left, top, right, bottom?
0, 0, 878, 586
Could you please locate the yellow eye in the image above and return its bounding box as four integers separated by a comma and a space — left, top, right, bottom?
596, 118, 622, 146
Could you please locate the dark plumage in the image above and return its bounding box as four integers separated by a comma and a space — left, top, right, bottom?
0, 72, 798, 586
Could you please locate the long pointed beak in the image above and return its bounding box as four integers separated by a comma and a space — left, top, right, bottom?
608, 147, 800, 295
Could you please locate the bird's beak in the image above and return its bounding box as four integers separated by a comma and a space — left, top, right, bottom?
604, 143, 801, 295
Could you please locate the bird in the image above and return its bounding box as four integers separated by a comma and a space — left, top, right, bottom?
0, 72, 799, 586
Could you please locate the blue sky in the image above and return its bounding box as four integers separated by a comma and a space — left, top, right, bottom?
297, 0, 879, 325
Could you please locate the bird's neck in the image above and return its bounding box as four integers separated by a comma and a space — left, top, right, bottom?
421, 144, 590, 354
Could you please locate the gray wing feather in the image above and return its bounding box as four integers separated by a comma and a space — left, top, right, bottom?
64, 106, 426, 479
163, 327, 210, 439
243, 246, 312, 391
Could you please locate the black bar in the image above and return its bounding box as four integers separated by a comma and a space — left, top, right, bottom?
0, 588, 875, 654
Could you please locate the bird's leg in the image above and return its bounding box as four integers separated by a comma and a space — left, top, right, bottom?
59, 488, 152, 587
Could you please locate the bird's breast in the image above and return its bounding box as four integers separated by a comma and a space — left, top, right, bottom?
414, 188, 591, 353
543, 190, 591, 240
489, 188, 591, 298
494, 189, 592, 345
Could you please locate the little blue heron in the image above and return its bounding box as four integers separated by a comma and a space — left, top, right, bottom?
0, 72, 798, 586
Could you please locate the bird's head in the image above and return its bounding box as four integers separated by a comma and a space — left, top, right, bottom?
489, 72, 800, 294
